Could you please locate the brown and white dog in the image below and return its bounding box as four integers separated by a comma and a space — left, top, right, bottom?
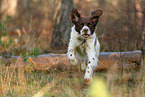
67, 8, 103, 84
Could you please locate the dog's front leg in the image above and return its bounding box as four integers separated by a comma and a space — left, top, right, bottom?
84, 48, 98, 83
67, 49, 78, 65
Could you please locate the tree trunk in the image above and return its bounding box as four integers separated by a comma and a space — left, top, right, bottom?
0, 0, 17, 19
51, 0, 74, 48
135, 0, 145, 64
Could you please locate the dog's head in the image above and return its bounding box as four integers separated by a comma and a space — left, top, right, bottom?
71, 7, 103, 38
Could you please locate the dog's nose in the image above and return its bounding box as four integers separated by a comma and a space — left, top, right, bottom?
83, 28, 88, 33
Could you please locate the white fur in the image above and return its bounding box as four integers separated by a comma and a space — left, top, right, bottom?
67, 25, 100, 81
80, 25, 91, 35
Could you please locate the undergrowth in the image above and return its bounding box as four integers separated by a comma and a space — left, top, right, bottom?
0, 59, 144, 97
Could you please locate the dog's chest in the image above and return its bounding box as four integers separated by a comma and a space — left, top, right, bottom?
80, 39, 87, 49
75, 38, 88, 56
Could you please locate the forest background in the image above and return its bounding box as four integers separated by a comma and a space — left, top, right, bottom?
0, 0, 145, 55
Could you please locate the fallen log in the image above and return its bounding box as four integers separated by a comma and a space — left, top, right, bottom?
33, 50, 141, 70
0, 50, 141, 71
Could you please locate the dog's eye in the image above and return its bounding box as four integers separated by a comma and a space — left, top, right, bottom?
80, 23, 84, 27
87, 23, 91, 27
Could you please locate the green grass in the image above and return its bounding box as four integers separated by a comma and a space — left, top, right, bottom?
0, 59, 144, 97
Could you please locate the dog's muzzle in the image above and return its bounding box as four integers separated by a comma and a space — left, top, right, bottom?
82, 28, 90, 38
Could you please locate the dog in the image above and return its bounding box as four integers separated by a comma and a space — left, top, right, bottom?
67, 7, 103, 84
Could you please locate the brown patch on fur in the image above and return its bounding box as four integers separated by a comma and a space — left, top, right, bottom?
84, 78, 92, 85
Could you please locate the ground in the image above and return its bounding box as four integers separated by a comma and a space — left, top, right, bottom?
0, 58, 144, 97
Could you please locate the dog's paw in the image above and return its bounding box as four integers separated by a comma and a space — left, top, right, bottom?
84, 68, 93, 84
84, 78, 92, 85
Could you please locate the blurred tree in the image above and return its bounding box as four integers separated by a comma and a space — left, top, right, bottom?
140, 0, 145, 59
0, 0, 17, 19
51, 0, 74, 48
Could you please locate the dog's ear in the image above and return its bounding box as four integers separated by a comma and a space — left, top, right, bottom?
90, 9, 103, 26
71, 7, 81, 25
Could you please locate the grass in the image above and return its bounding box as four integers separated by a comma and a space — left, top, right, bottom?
0, 58, 144, 97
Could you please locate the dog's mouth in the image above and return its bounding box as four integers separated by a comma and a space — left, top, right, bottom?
82, 34, 90, 38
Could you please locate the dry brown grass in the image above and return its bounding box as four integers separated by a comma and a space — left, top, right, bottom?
0, 58, 144, 97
